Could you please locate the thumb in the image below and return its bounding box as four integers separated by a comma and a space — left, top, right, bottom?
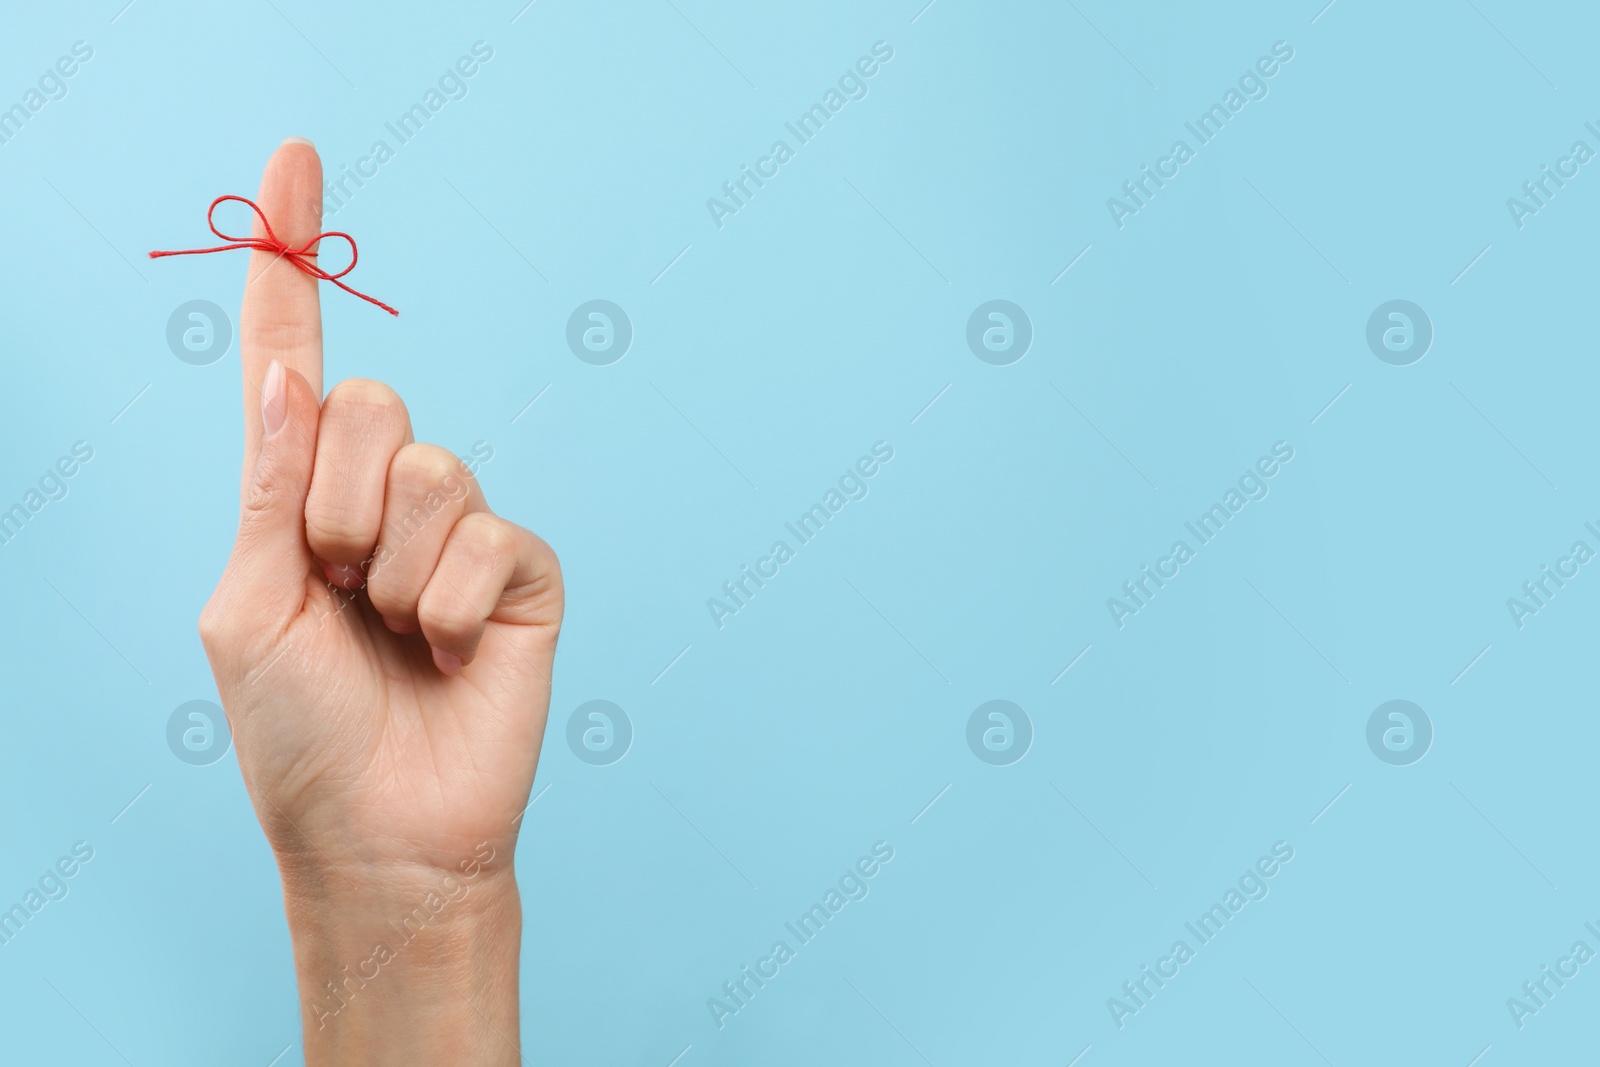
230, 359, 321, 617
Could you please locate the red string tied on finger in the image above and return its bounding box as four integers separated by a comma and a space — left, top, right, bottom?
150, 195, 398, 316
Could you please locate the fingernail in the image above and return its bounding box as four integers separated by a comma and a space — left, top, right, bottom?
432, 648, 463, 675
383, 615, 418, 634
262, 360, 287, 437
322, 561, 364, 589
282, 136, 316, 149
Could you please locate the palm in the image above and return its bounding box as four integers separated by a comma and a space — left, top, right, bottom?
227, 572, 556, 872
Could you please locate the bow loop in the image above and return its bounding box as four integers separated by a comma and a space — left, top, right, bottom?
306, 231, 360, 281
150, 195, 397, 316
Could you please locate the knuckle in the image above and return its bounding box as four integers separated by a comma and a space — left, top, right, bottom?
391, 443, 472, 499
198, 582, 256, 656
459, 512, 517, 558
526, 531, 564, 597
197, 595, 229, 651
533, 536, 566, 620
241, 479, 276, 519
241, 321, 316, 367
242, 449, 295, 519
533, 532, 561, 578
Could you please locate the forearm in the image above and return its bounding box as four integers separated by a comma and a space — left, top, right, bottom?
279, 858, 523, 1066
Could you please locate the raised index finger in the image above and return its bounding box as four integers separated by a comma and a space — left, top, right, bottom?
239, 137, 324, 484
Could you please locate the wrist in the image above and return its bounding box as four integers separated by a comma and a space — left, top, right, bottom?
278, 846, 523, 1066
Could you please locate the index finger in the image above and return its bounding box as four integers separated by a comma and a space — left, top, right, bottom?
239, 137, 324, 485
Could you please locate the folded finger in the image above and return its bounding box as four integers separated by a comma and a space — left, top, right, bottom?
302, 379, 412, 584
367, 443, 483, 626
417, 513, 528, 672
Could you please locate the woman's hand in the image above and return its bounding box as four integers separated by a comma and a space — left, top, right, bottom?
198, 138, 561, 1065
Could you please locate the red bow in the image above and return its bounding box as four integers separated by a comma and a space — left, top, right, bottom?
150, 195, 398, 317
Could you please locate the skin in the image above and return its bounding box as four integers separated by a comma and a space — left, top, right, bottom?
199, 138, 562, 1065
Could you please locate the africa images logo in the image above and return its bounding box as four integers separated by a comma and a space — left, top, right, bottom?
706, 842, 894, 1030
706, 41, 895, 229
1106, 41, 1294, 229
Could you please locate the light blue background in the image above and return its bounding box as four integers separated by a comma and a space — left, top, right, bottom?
1, 1, 1594, 1063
